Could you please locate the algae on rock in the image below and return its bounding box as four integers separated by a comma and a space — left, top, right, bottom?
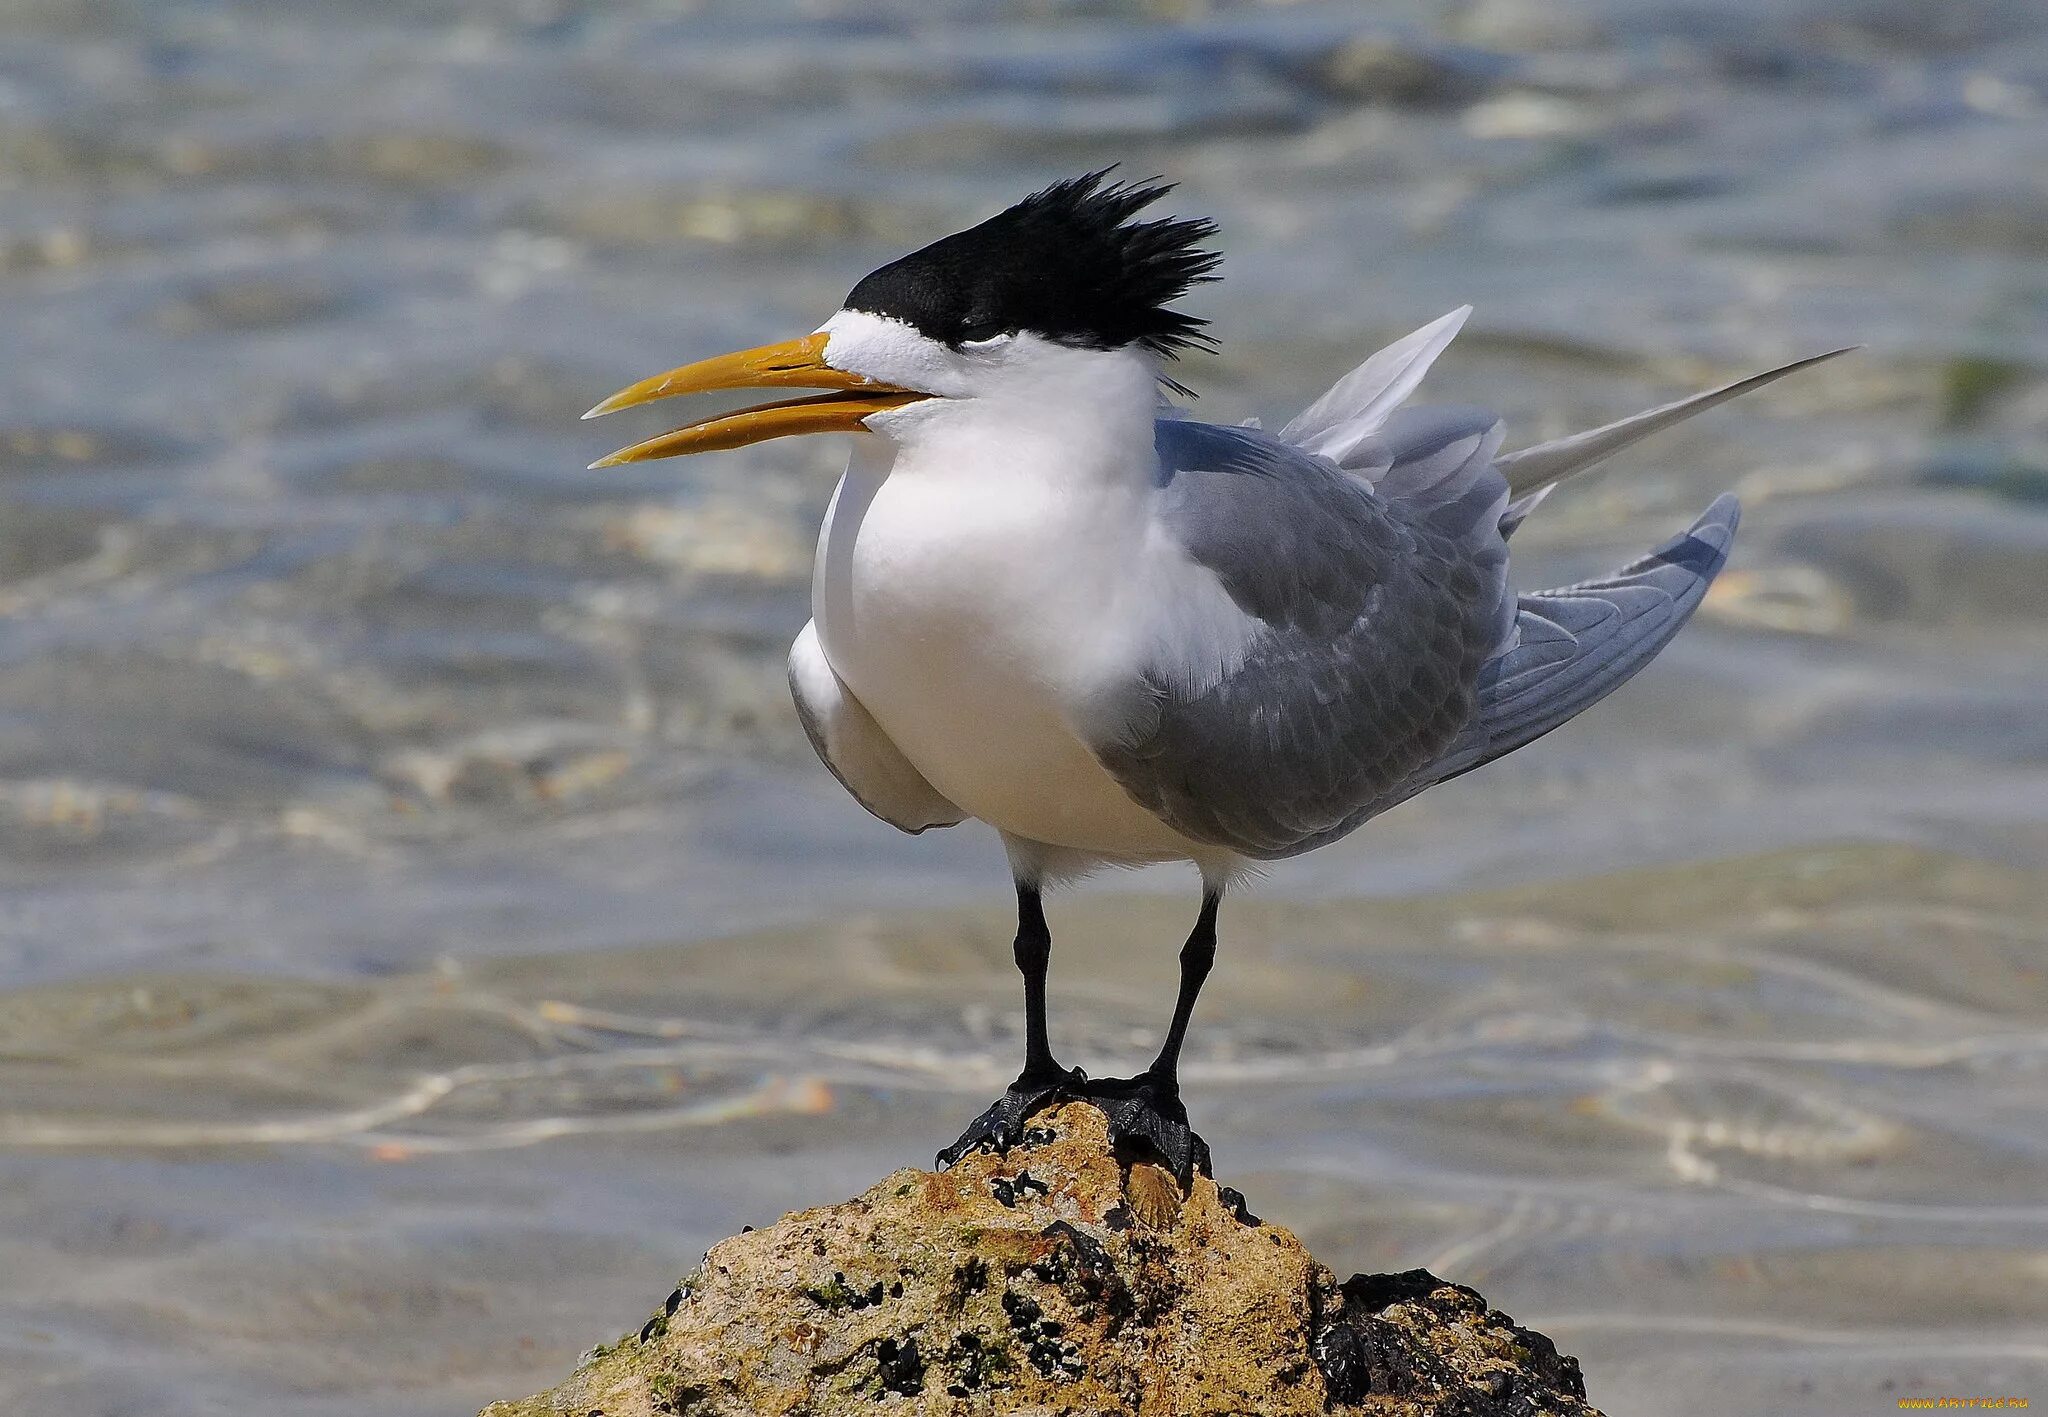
483, 1103, 1599, 1417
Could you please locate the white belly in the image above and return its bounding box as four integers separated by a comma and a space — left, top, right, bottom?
812, 452, 1199, 862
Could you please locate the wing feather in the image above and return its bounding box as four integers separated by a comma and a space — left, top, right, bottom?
1084, 315, 1832, 859
1093, 420, 1509, 859
1417, 495, 1740, 789
1279, 306, 1472, 463
789, 621, 964, 834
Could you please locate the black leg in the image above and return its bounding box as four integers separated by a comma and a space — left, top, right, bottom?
1014, 884, 1059, 1082
937, 882, 1085, 1168
1149, 889, 1219, 1083
1079, 889, 1221, 1184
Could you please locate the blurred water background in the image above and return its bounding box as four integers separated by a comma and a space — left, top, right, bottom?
2, 0, 2046, 1412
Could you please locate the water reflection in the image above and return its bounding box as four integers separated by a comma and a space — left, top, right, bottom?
0, 0, 2044, 1413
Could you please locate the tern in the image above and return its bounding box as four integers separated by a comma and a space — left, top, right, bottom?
586, 171, 1845, 1183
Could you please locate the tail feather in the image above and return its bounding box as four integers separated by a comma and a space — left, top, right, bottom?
1495, 348, 1855, 502
1421, 494, 1741, 788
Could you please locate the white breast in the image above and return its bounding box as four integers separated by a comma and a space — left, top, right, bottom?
812, 439, 1213, 864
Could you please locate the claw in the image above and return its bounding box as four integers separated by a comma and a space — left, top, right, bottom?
937, 1065, 1086, 1170
1080, 1070, 1210, 1185
937, 1065, 1212, 1186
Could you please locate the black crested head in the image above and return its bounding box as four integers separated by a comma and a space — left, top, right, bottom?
843, 170, 1221, 363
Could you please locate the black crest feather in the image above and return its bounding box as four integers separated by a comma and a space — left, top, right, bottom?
844, 170, 1221, 362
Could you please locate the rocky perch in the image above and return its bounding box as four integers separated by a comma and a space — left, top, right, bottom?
482, 1104, 1599, 1417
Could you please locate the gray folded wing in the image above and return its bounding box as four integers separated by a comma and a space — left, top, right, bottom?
1091, 417, 1514, 860
1092, 314, 1799, 860
1408, 493, 1740, 793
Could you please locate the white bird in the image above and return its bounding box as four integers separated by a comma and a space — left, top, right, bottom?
585, 171, 1847, 1181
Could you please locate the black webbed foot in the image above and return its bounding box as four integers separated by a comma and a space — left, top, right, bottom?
1080, 1068, 1211, 1185
936, 1064, 1086, 1170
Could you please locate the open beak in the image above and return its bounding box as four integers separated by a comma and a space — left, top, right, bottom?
582, 332, 929, 468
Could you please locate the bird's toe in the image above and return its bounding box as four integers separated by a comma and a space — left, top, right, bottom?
1078, 1070, 1211, 1185
935, 1064, 1086, 1170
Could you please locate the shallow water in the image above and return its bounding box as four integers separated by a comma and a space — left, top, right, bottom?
1, 0, 2045, 1412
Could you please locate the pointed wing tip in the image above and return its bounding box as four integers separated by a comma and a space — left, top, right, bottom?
1698, 491, 1741, 534
1659, 493, 1741, 573
1723, 345, 1860, 394
1789, 345, 1861, 370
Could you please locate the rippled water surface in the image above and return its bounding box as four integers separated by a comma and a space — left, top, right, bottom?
2, 0, 2046, 1412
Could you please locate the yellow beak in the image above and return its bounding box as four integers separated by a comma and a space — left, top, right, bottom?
582, 332, 928, 468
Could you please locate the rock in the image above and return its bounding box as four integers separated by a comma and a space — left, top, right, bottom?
481, 1103, 1600, 1417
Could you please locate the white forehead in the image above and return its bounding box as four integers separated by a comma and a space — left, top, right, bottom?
818, 307, 1156, 408
818, 309, 962, 393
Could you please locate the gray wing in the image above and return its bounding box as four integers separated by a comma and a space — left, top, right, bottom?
789, 621, 964, 834
1404, 494, 1741, 794
1091, 416, 1513, 860
1090, 316, 1812, 860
